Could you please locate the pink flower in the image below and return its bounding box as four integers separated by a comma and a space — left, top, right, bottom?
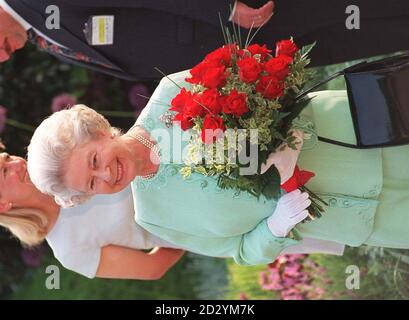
0, 106, 7, 133
288, 254, 306, 261
314, 287, 325, 297
281, 288, 305, 300
269, 255, 288, 268
260, 254, 330, 300
281, 277, 297, 288
20, 245, 46, 267
283, 265, 301, 277
128, 83, 150, 111
51, 94, 77, 113
239, 292, 249, 300
260, 271, 269, 286
260, 269, 283, 291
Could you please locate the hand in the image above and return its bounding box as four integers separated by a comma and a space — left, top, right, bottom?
231, 1, 274, 29
260, 129, 304, 184
267, 189, 311, 237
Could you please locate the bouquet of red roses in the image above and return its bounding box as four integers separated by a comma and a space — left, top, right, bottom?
168, 38, 327, 219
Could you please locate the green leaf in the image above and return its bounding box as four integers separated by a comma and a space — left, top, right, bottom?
283, 97, 313, 126
301, 42, 317, 60
260, 165, 281, 199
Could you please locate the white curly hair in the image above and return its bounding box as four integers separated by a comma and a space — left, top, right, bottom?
27, 104, 121, 208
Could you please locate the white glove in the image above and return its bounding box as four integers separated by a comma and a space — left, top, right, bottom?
260, 129, 304, 184
267, 189, 311, 237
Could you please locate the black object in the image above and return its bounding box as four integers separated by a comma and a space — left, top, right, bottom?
297, 52, 409, 149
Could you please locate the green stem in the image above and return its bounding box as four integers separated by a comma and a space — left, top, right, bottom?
289, 228, 303, 241
98, 110, 136, 118
301, 185, 329, 206
6, 119, 35, 132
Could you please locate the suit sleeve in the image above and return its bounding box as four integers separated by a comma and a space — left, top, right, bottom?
57, 0, 238, 27
137, 218, 300, 265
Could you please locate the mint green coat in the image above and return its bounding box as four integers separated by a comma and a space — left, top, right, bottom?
132, 71, 409, 265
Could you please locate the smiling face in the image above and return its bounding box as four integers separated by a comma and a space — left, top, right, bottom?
62, 134, 138, 195
0, 7, 28, 62
0, 153, 39, 213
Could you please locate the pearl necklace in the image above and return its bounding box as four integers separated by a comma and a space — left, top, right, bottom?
128, 127, 161, 180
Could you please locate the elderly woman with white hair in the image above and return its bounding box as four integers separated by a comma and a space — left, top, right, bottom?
27, 70, 409, 265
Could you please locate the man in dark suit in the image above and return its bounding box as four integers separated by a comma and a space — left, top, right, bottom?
1, 0, 409, 82
0, 0, 272, 81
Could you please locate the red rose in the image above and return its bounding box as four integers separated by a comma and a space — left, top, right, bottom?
173, 112, 194, 131
256, 75, 284, 99
220, 89, 249, 118
247, 44, 272, 60
264, 55, 293, 80
201, 65, 228, 88
186, 64, 228, 89
170, 88, 206, 123
237, 57, 263, 83
204, 46, 233, 66
197, 88, 222, 115
237, 48, 249, 59
201, 114, 226, 144
275, 39, 298, 58
170, 88, 194, 113
183, 93, 205, 118
186, 61, 208, 85
280, 166, 315, 192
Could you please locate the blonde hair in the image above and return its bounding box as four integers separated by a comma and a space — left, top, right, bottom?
27, 104, 121, 208
0, 208, 48, 247
0, 143, 48, 246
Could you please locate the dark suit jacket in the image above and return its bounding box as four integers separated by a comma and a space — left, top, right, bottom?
6, 0, 409, 81
264, 0, 409, 67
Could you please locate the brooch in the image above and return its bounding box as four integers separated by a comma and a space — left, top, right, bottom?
159, 111, 175, 128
